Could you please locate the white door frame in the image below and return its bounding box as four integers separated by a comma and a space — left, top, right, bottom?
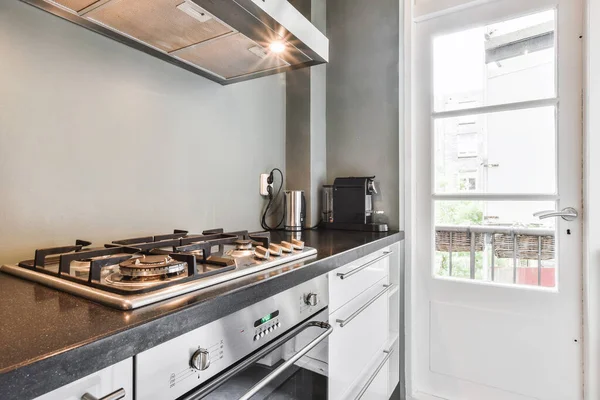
404, 0, 587, 398
583, 1, 600, 400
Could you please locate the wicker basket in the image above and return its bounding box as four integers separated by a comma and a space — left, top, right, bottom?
493, 234, 555, 260
435, 230, 484, 252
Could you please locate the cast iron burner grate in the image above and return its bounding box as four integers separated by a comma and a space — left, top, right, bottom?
14, 228, 273, 295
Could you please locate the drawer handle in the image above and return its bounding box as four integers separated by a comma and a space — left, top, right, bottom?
337, 251, 392, 280
336, 284, 394, 328
81, 389, 125, 400
354, 347, 394, 400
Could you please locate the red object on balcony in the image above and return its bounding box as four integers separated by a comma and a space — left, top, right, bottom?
516, 267, 556, 287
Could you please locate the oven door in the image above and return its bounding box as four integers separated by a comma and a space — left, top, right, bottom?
180, 310, 331, 400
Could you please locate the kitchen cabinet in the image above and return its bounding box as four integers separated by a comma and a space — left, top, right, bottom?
34, 358, 133, 400
328, 243, 401, 399
329, 278, 390, 398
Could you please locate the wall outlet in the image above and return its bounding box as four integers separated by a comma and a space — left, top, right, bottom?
260, 173, 272, 196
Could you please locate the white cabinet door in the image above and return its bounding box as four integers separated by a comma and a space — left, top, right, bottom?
329, 278, 390, 400
34, 358, 133, 400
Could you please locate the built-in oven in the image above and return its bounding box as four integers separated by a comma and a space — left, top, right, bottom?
135, 275, 330, 400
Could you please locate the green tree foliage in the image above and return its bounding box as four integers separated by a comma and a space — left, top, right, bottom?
436, 201, 484, 278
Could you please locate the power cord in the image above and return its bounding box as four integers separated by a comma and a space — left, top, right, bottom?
261, 168, 285, 231
260, 168, 324, 231
305, 220, 323, 230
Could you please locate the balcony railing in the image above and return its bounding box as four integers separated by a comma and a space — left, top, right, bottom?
435, 225, 555, 286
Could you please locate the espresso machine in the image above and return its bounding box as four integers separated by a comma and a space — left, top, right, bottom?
323, 176, 388, 232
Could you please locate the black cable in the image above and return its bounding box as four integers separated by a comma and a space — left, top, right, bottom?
305, 220, 323, 230
260, 168, 324, 231
261, 168, 285, 231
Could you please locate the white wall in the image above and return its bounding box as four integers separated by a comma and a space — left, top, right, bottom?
0, 1, 286, 263
584, 0, 600, 398
414, 0, 493, 19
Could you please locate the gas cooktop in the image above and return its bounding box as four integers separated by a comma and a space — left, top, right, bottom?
0, 229, 317, 310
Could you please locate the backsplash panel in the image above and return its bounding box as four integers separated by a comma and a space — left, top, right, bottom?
0, 1, 286, 263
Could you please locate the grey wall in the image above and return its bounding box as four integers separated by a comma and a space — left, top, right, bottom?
0, 1, 286, 263
326, 0, 401, 230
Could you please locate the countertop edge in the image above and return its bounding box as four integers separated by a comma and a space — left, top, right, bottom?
0, 231, 404, 400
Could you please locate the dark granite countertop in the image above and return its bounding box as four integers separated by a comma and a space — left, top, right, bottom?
0, 229, 403, 400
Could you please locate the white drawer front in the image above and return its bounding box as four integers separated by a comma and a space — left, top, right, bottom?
34, 358, 133, 400
329, 278, 390, 400
329, 248, 391, 313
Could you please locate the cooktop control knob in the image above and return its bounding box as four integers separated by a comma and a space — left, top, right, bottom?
305, 293, 318, 307
291, 238, 305, 250
191, 348, 210, 371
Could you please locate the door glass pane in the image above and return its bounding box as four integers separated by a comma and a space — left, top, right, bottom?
433, 10, 556, 112
434, 200, 556, 288
434, 107, 556, 194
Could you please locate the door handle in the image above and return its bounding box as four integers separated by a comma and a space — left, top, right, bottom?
81, 389, 125, 400
533, 207, 578, 221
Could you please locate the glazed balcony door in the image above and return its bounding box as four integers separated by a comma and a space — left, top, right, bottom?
413, 0, 583, 398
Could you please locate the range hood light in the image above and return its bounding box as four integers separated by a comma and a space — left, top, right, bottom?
269, 41, 286, 54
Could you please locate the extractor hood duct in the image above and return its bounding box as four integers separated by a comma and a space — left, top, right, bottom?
23, 0, 329, 84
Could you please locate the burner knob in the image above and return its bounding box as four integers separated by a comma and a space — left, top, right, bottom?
305, 293, 318, 307
280, 241, 294, 253
291, 238, 305, 250
269, 243, 283, 256
255, 246, 270, 260
191, 348, 210, 371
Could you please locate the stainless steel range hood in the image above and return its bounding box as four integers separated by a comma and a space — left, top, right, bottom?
23, 0, 329, 84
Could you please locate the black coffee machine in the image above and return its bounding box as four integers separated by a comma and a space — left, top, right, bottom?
323, 176, 388, 232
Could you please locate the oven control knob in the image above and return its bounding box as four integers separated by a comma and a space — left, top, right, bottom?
191, 348, 210, 371
305, 293, 318, 307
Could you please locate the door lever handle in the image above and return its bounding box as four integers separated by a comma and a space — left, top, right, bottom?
533, 207, 578, 221
81, 389, 125, 400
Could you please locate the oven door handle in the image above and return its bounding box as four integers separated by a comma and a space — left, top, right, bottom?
180, 319, 332, 400
238, 321, 333, 400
